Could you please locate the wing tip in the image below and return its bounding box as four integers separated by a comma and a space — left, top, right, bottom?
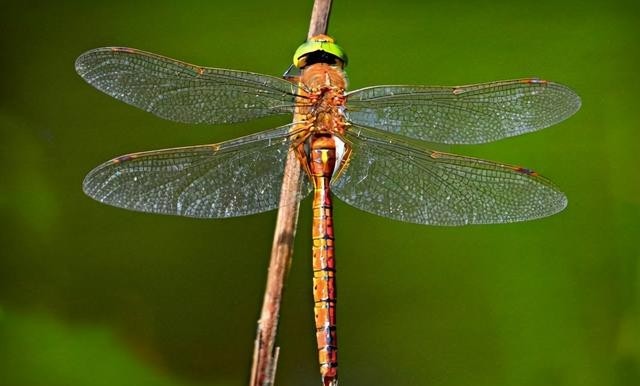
75, 47, 139, 76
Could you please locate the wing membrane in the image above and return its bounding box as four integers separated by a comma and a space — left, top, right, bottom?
83, 124, 311, 218
332, 126, 567, 225
346, 79, 581, 144
75, 47, 298, 124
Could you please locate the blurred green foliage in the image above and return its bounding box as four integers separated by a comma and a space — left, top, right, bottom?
0, 1, 638, 386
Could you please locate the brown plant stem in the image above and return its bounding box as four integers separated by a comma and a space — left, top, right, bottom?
249, 1, 333, 386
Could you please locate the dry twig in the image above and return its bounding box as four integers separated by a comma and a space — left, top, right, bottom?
249, 1, 333, 386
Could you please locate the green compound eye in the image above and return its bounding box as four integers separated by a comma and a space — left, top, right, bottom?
293, 34, 348, 69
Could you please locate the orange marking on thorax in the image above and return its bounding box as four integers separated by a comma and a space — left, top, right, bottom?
299, 63, 348, 136
292, 62, 349, 180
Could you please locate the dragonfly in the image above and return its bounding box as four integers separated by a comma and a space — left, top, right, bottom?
76, 35, 580, 386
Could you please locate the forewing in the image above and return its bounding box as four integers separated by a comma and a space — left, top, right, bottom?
83, 124, 311, 218
332, 126, 567, 225
346, 79, 581, 144
75, 47, 298, 124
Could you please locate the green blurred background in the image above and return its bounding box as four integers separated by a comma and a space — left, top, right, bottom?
1, 0, 638, 385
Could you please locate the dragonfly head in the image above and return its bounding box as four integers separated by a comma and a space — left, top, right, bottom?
293, 34, 348, 69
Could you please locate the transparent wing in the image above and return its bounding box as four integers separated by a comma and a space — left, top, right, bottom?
345, 79, 581, 144
75, 47, 299, 124
332, 125, 567, 225
83, 124, 312, 218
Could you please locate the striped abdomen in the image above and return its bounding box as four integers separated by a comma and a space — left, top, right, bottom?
307, 134, 338, 386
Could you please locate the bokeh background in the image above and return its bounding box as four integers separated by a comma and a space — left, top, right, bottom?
1, 0, 638, 385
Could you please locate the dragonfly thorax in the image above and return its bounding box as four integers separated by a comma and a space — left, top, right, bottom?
292, 62, 350, 182
300, 63, 348, 135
